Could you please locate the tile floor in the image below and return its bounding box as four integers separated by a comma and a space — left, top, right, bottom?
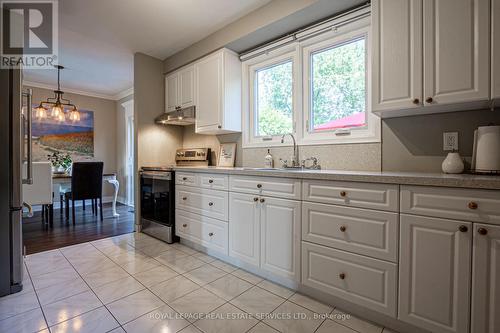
0, 232, 397, 333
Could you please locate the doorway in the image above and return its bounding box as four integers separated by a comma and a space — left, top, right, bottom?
122, 99, 135, 207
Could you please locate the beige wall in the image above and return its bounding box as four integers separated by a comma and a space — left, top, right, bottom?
116, 94, 133, 202
26, 86, 117, 196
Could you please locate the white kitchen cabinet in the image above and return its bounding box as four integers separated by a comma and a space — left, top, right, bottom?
260, 197, 301, 280
493, 0, 500, 101
372, 0, 422, 112
372, 0, 490, 118
229, 175, 301, 200
176, 185, 229, 221
194, 48, 241, 134
165, 65, 194, 112
471, 223, 500, 333
229, 192, 260, 267
399, 214, 472, 333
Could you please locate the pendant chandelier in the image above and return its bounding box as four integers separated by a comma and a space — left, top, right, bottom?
33, 65, 80, 122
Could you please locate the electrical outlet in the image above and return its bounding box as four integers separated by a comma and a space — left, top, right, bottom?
443, 132, 459, 151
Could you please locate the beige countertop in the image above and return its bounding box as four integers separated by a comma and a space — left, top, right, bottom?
172, 166, 500, 190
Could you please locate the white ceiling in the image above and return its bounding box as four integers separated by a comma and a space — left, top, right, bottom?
23, 0, 272, 99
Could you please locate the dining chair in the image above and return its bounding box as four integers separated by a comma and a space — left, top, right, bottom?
65, 162, 104, 224
23, 162, 53, 227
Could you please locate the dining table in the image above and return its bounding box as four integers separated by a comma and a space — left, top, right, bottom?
52, 173, 120, 217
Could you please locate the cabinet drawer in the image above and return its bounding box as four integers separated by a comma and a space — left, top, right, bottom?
401, 186, 500, 224
229, 175, 301, 199
176, 209, 228, 255
303, 180, 399, 212
176, 185, 228, 221
175, 172, 197, 186
302, 202, 398, 262
199, 173, 228, 190
302, 242, 397, 317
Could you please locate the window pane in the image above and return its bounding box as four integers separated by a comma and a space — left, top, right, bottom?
311, 37, 366, 132
256, 61, 293, 136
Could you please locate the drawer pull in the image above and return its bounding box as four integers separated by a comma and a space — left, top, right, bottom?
478, 228, 488, 236
426, 97, 433, 104
208, 179, 214, 184
182, 224, 187, 228
208, 202, 214, 207
468, 202, 478, 210
339, 273, 346, 280
260, 198, 265, 203
412, 98, 420, 105
182, 177, 187, 181
339, 226, 346, 232
253, 197, 259, 202
257, 184, 262, 189
182, 197, 187, 201
208, 232, 214, 236
459, 225, 468, 233
340, 191, 347, 197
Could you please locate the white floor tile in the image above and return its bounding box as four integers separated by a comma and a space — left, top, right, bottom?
119, 257, 161, 275
184, 264, 227, 285
247, 322, 279, 333
230, 286, 285, 317
204, 274, 253, 301
37, 278, 90, 306
41, 290, 102, 326
263, 301, 324, 333
163, 256, 205, 274
288, 293, 333, 315
107, 289, 164, 325
70, 257, 118, 275
316, 319, 358, 333
123, 304, 190, 333
168, 289, 225, 323
31, 267, 80, 290
231, 269, 264, 285
133, 265, 178, 288
0, 290, 40, 321
49, 306, 119, 333
193, 303, 258, 333
82, 265, 129, 289
171, 243, 199, 255
330, 310, 383, 333
139, 243, 173, 257
257, 280, 294, 299
93, 276, 145, 304
0, 307, 47, 333
209, 260, 238, 273
149, 276, 200, 303
191, 252, 217, 263
154, 250, 190, 265
178, 325, 203, 333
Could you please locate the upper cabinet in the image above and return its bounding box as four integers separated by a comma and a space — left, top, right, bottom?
195, 48, 242, 134
165, 65, 194, 112
493, 0, 500, 102
372, 0, 491, 118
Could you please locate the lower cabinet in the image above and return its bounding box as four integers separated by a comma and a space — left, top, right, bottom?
229, 192, 301, 280
399, 214, 472, 333
471, 223, 500, 333
302, 241, 397, 317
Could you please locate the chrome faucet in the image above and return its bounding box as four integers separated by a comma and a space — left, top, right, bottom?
280, 133, 300, 168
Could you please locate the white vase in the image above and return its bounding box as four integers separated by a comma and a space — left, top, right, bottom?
442, 152, 465, 174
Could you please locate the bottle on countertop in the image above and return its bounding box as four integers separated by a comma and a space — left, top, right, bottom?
264, 149, 274, 168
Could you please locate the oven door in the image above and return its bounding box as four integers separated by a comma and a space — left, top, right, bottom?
140, 171, 173, 227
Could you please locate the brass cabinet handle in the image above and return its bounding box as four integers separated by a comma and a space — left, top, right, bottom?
253, 197, 259, 202
208, 202, 214, 206
217, 125, 222, 129
182, 177, 187, 181
208, 179, 214, 184
257, 184, 262, 189
260, 198, 265, 203
459, 225, 468, 233
478, 228, 488, 236
208, 232, 214, 236
182, 224, 187, 227
182, 197, 187, 201
412, 98, 420, 105
426, 97, 433, 104
340, 226, 346, 232
340, 191, 347, 197
468, 202, 478, 210
339, 273, 346, 280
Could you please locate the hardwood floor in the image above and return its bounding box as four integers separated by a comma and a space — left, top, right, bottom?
23, 203, 135, 254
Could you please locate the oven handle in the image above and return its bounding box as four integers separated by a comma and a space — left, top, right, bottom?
140, 172, 172, 181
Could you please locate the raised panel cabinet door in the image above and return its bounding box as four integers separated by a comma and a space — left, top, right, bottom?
399, 214, 472, 333
179, 66, 194, 108
228, 192, 260, 267
165, 73, 178, 112
423, 0, 490, 105
493, 0, 500, 99
195, 52, 223, 130
372, 0, 423, 112
471, 224, 500, 333
260, 197, 301, 280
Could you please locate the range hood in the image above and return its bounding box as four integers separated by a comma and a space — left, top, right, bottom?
155, 106, 195, 126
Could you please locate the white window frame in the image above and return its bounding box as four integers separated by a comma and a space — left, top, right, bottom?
242, 12, 379, 148
242, 45, 301, 148
301, 23, 379, 145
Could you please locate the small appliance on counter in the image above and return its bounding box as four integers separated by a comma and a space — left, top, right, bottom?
139, 167, 176, 243
175, 148, 211, 166
472, 125, 500, 174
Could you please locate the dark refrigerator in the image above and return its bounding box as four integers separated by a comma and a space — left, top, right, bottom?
0, 67, 33, 296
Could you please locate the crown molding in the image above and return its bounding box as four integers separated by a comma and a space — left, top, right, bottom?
23, 80, 133, 101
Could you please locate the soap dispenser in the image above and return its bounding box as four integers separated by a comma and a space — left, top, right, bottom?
264, 149, 274, 168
